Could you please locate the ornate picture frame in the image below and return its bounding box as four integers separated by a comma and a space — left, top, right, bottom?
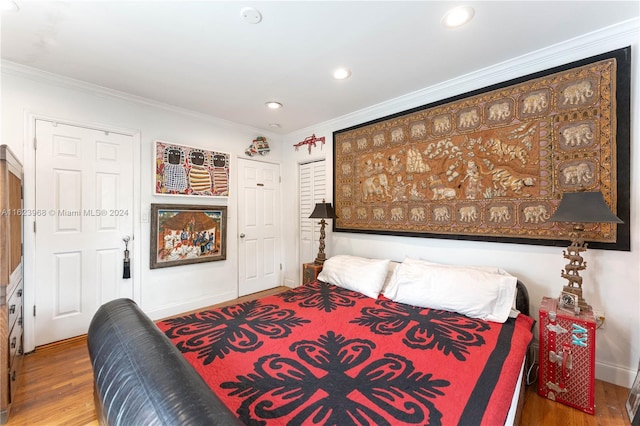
333, 47, 630, 250
154, 140, 230, 197
150, 203, 227, 269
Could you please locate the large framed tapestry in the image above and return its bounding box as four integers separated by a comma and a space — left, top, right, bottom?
333, 47, 630, 250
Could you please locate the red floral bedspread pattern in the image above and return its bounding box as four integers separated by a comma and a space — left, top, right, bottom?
157, 280, 534, 425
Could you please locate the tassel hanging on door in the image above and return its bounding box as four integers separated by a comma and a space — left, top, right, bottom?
123, 236, 131, 279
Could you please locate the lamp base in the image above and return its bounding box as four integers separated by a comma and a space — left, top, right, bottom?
559, 230, 591, 313
314, 218, 327, 265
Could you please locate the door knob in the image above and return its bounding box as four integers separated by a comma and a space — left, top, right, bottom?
240, 233, 246, 238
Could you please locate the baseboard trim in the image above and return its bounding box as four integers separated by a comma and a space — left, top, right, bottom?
596, 361, 635, 388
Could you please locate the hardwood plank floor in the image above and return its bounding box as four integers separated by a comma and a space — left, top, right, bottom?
6, 287, 634, 425
521, 377, 631, 426
7, 336, 97, 426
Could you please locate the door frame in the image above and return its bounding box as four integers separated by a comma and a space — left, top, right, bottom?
23, 112, 141, 352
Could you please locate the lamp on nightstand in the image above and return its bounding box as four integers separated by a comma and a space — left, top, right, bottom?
309, 199, 337, 265
548, 190, 622, 312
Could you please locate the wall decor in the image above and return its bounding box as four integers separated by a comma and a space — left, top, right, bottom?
150, 204, 227, 269
245, 136, 270, 156
294, 134, 325, 154
155, 140, 230, 197
333, 47, 630, 250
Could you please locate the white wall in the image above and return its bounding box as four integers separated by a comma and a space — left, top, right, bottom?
281, 19, 640, 388
0, 64, 283, 352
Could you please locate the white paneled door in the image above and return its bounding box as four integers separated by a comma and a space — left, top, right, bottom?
34, 120, 134, 346
238, 159, 280, 296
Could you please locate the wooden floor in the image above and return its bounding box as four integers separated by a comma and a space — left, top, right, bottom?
521, 378, 631, 426
5, 287, 633, 426
7, 336, 97, 426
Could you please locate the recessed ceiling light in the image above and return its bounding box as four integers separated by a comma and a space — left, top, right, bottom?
269, 123, 281, 129
442, 6, 475, 28
333, 68, 351, 80
265, 101, 283, 109
0, 0, 19, 12
240, 7, 262, 24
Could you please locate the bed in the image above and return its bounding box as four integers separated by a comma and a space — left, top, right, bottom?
157, 256, 534, 426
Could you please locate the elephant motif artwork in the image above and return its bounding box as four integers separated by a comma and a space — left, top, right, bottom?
487, 101, 512, 122
333, 48, 630, 249
561, 80, 595, 106
521, 91, 549, 114
155, 141, 230, 197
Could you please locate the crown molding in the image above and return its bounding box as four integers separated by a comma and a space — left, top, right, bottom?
0, 60, 278, 138
287, 18, 639, 142
3, 17, 637, 144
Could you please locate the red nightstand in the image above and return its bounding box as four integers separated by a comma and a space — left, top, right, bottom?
538, 296, 596, 415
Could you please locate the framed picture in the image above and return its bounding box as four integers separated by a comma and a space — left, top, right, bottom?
627, 358, 640, 425
154, 140, 230, 197
150, 203, 227, 269
333, 47, 630, 250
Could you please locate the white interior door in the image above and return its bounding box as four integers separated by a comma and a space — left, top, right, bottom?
299, 160, 326, 264
238, 159, 280, 296
34, 120, 134, 346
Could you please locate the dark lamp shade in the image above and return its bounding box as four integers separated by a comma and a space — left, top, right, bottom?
309, 202, 337, 219
548, 191, 623, 224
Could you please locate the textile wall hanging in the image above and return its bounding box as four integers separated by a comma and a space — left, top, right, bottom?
155, 140, 230, 197
333, 47, 630, 250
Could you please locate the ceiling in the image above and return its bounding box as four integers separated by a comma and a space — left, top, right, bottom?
2, 1, 638, 134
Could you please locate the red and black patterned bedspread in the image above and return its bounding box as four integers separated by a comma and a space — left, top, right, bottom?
157, 280, 534, 425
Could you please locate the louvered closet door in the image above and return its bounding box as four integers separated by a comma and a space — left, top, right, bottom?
299, 160, 326, 265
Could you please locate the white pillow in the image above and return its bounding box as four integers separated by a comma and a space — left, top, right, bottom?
388, 260, 517, 323
317, 255, 391, 299
382, 258, 503, 299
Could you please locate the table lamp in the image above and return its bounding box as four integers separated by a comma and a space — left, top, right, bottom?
309, 199, 337, 265
548, 190, 623, 312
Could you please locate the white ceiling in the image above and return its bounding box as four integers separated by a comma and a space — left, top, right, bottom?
2, 1, 638, 134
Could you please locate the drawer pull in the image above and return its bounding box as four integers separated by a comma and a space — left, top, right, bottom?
9, 304, 15, 314
11, 337, 16, 348
18, 316, 23, 326
17, 289, 22, 297
11, 371, 16, 381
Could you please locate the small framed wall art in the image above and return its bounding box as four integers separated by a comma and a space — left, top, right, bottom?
150, 203, 227, 269
154, 140, 230, 197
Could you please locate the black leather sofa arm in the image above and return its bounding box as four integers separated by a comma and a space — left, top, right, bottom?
87, 298, 243, 426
